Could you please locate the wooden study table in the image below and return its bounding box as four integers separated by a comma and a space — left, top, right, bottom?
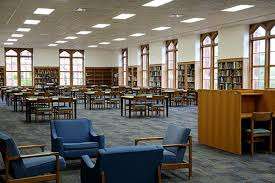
120, 95, 169, 118
162, 89, 187, 106
25, 97, 77, 122
84, 91, 111, 110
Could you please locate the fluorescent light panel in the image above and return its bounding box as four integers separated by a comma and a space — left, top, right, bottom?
152, 26, 171, 31
64, 36, 78, 40
221, 5, 255, 12
11, 34, 24, 38
76, 31, 92, 35
24, 19, 40, 25
92, 24, 110, 28
99, 42, 110, 45
4, 42, 14, 45
88, 45, 98, 48
113, 38, 126, 41
7, 39, 17, 42
48, 44, 57, 47
33, 8, 55, 15
143, 0, 174, 7
16, 28, 31, 32
130, 33, 145, 37
113, 13, 136, 20
181, 18, 205, 23
55, 40, 67, 44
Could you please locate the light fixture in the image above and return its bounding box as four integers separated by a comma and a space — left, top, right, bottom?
152, 26, 171, 31
76, 31, 92, 35
7, 39, 17, 42
99, 42, 111, 45
64, 36, 78, 40
4, 42, 14, 45
92, 24, 110, 28
181, 18, 205, 23
88, 45, 98, 48
55, 40, 67, 44
33, 8, 55, 15
74, 8, 86, 12
221, 5, 255, 12
11, 34, 24, 38
24, 19, 40, 25
143, 0, 174, 7
16, 28, 31, 32
113, 38, 126, 41
169, 14, 184, 18
113, 13, 136, 20
48, 44, 58, 47
129, 33, 145, 37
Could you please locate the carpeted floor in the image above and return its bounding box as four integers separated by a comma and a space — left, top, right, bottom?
0, 101, 275, 183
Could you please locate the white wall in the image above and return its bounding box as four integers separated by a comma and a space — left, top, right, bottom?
128, 46, 140, 66
33, 48, 59, 66
0, 47, 4, 66
219, 24, 249, 59
85, 48, 119, 67
178, 34, 200, 62
149, 41, 166, 65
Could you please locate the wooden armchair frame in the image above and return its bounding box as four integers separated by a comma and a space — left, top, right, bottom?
2, 144, 61, 183
135, 135, 192, 179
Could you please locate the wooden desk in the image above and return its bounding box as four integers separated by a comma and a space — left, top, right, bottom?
84, 91, 111, 110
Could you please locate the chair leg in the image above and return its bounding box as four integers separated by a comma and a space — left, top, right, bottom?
270, 136, 272, 153
251, 138, 254, 156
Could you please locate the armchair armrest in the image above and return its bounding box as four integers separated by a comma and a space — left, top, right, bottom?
162, 143, 190, 148
134, 137, 163, 145
90, 131, 105, 149
18, 144, 47, 152
20, 152, 59, 159
81, 155, 95, 169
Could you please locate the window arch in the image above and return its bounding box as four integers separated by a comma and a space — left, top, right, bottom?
141, 44, 149, 87
121, 49, 128, 86
253, 26, 266, 38
203, 36, 211, 45
20, 50, 32, 56
271, 26, 275, 35
166, 39, 178, 89
73, 51, 83, 57
60, 51, 70, 57
6, 49, 17, 56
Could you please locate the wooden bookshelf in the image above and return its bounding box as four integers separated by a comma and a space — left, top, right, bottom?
177, 62, 195, 90
85, 67, 118, 86
0, 66, 4, 86
149, 65, 162, 87
218, 58, 247, 90
34, 67, 59, 87
128, 66, 137, 87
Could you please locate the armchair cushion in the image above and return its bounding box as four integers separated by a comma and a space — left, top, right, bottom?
162, 149, 177, 163
63, 142, 99, 150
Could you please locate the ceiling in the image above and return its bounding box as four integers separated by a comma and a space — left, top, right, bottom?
0, 0, 275, 50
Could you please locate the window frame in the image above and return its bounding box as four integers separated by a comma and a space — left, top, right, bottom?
121, 48, 128, 86
166, 39, 178, 89
4, 48, 33, 87
200, 31, 218, 90
141, 44, 149, 87
249, 20, 275, 89
59, 49, 84, 86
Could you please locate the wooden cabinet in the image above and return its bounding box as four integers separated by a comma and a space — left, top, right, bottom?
34, 67, 59, 87
85, 67, 118, 86
177, 62, 195, 90
149, 65, 162, 87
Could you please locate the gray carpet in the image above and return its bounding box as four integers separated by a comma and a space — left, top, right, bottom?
0, 101, 275, 183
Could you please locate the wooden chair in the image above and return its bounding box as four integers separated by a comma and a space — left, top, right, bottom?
107, 91, 121, 108
19, 92, 33, 111
171, 91, 184, 106
186, 90, 197, 105
132, 95, 147, 117
34, 98, 53, 122
149, 95, 165, 117
91, 91, 105, 109
246, 112, 273, 156
54, 97, 74, 119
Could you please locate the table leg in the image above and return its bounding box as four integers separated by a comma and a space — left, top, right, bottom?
120, 97, 123, 116
89, 95, 92, 110
129, 99, 132, 118
26, 100, 30, 122
14, 96, 17, 112
169, 93, 172, 107
74, 100, 77, 119
84, 93, 87, 109
166, 98, 169, 117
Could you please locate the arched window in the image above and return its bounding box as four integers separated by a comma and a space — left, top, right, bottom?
166, 39, 178, 89
20, 50, 32, 86
270, 26, 275, 88
253, 26, 266, 38
72, 51, 84, 85
271, 26, 275, 35
6, 50, 17, 56
59, 51, 70, 57
73, 51, 83, 57
141, 44, 149, 87
121, 49, 128, 86
20, 50, 32, 56
201, 32, 218, 89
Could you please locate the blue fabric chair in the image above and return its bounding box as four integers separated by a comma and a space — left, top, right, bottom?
50, 118, 105, 159
135, 125, 192, 179
0, 131, 66, 183
81, 145, 163, 183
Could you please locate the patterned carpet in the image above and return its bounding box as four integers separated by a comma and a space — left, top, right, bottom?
0, 101, 275, 183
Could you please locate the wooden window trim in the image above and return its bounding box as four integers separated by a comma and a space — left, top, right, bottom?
141, 44, 149, 87
122, 48, 128, 86
166, 39, 178, 89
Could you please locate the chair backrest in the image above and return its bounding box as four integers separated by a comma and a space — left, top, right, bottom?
97, 145, 163, 183
0, 132, 25, 178
51, 118, 92, 143
163, 125, 191, 162
133, 95, 147, 104
58, 97, 73, 104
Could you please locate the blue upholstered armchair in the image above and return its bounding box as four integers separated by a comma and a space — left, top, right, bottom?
0, 131, 66, 183
81, 145, 163, 183
50, 118, 105, 159
135, 125, 192, 179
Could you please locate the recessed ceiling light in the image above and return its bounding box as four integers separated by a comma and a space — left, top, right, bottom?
143, 0, 174, 7
16, 28, 31, 32
92, 24, 110, 28
74, 8, 86, 12
169, 14, 184, 18
99, 42, 111, 45
24, 19, 40, 25
7, 39, 17, 42
11, 34, 24, 38
181, 18, 205, 23
55, 40, 67, 44
48, 44, 58, 47
64, 36, 78, 40
113, 38, 127, 41
76, 31, 92, 35
113, 13, 136, 20
221, 5, 255, 12
152, 26, 171, 31
33, 8, 55, 15
129, 33, 145, 37
4, 42, 14, 45
88, 45, 98, 48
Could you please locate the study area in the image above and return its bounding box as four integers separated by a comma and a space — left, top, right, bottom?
0, 0, 275, 183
